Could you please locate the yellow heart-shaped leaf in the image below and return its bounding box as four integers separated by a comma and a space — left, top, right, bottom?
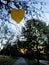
11, 8, 25, 23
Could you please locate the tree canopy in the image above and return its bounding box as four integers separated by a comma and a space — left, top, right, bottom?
21, 19, 48, 54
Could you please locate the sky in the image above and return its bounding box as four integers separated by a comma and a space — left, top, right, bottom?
15, 0, 49, 25
0, 0, 49, 49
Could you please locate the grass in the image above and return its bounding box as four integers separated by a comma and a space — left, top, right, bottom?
0, 55, 46, 65
0, 55, 16, 65
40, 54, 49, 60
26, 59, 45, 65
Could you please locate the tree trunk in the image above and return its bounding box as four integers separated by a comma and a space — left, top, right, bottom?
37, 47, 40, 65
37, 57, 39, 65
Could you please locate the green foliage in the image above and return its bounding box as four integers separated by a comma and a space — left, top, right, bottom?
0, 55, 16, 65
20, 19, 49, 63
26, 59, 45, 65
0, 44, 19, 56
21, 19, 48, 50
